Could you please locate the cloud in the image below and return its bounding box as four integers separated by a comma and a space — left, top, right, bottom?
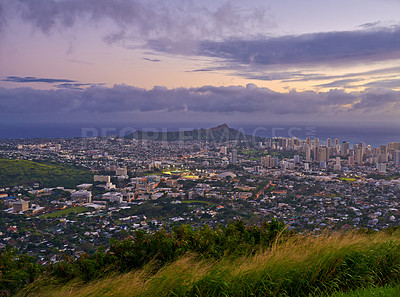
357, 21, 382, 29
143, 58, 161, 62
0, 84, 398, 120
195, 26, 400, 67
2, 76, 104, 89
67, 59, 93, 65
7, 0, 273, 42
362, 78, 400, 89
55, 83, 93, 90
286, 66, 400, 83
3, 76, 77, 84
316, 78, 364, 88
353, 88, 400, 111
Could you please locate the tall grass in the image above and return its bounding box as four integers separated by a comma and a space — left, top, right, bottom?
17, 229, 400, 297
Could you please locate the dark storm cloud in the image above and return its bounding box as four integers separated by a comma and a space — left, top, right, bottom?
0, 84, 398, 118
3, 76, 77, 84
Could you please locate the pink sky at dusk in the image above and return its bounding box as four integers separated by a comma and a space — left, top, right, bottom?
1, 0, 400, 130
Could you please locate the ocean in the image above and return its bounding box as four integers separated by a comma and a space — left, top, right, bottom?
1, 123, 400, 148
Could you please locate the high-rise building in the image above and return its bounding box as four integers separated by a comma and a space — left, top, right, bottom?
380, 145, 388, 162
261, 155, 271, 167
394, 150, 400, 165
231, 149, 238, 165
355, 148, 363, 164
318, 146, 328, 162
270, 157, 278, 167
333, 157, 341, 171
348, 155, 355, 166
388, 142, 400, 151
341, 142, 350, 157
305, 145, 311, 162
312, 146, 320, 162
327, 138, 331, 147
334, 138, 339, 146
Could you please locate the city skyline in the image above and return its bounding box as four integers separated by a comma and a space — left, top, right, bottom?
1, 0, 400, 129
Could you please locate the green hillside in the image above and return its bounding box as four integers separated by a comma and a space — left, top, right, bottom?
0, 159, 93, 188
4, 222, 400, 297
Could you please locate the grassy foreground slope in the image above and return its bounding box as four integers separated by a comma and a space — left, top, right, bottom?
17, 226, 400, 297
332, 284, 400, 297
0, 159, 93, 188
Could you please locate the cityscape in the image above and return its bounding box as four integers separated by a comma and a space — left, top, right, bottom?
2, 0, 400, 296
1, 124, 400, 265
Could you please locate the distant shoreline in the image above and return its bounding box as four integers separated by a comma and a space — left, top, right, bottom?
1, 123, 400, 148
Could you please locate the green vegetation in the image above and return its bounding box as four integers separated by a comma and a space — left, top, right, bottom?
367, 173, 400, 181
6, 223, 400, 296
331, 284, 400, 297
181, 200, 215, 206
0, 248, 42, 296
339, 177, 358, 182
40, 206, 93, 219
240, 149, 302, 160
0, 159, 93, 188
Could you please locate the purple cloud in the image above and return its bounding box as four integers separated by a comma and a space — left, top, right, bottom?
196, 27, 400, 66
3, 76, 77, 84
6, 0, 272, 42
0, 84, 398, 117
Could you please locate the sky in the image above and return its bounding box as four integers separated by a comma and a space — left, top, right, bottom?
1, 0, 400, 136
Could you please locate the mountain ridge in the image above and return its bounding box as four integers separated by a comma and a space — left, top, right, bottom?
124, 124, 264, 142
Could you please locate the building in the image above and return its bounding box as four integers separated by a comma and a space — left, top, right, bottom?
94, 175, 111, 183
166, 179, 178, 187
377, 163, 387, 173
326, 138, 331, 147
116, 167, 128, 176
394, 150, 400, 165
102, 192, 123, 203
355, 148, 363, 164
379, 145, 388, 163
13, 200, 29, 212
220, 146, 227, 155
348, 155, 355, 166
341, 142, 350, 157
71, 190, 92, 203
77, 183, 93, 190
305, 146, 311, 162
318, 146, 328, 162
231, 149, 238, 165
261, 155, 271, 167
